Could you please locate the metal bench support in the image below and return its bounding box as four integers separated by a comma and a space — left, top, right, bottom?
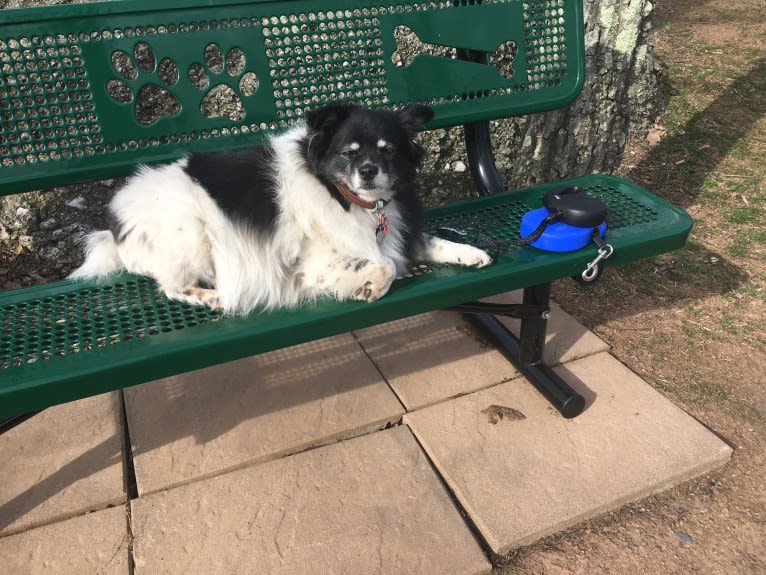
458, 108, 587, 418
451, 285, 586, 419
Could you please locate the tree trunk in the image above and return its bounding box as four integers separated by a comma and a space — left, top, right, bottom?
420, 0, 663, 199
503, 0, 663, 187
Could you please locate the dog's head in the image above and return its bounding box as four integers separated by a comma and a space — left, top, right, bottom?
304, 103, 434, 203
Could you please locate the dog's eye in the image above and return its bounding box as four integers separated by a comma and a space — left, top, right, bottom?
341, 148, 359, 160
380, 144, 395, 157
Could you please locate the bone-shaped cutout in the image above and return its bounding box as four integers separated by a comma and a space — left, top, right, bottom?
392, 25, 517, 78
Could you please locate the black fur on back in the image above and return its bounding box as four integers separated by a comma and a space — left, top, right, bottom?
183, 103, 434, 264
183, 146, 279, 234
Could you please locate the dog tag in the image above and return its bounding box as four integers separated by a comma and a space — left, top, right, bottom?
376, 212, 389, 239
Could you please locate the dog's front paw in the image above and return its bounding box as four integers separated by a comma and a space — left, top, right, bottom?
455, 244, 493, 268
352, 262, 396, 303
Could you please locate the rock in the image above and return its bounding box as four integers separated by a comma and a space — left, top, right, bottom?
39, 246, 62, 260
39, 218, 58, 230
66, 196, 88, 210
0, 179, 118, 268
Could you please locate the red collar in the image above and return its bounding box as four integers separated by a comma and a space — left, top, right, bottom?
334, 182, 378, 210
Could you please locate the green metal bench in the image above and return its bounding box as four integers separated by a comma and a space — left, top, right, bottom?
0, 0, 691, 425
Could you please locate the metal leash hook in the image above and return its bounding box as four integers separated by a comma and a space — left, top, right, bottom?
581, 237, 614, 282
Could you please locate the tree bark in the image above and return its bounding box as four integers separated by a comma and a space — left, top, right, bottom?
420, 0, 663, 199
503, 0, 663, 187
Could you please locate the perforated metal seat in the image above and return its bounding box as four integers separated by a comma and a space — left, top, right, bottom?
0, 174, 690, 416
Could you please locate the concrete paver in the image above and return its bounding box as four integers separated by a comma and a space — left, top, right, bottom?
354, 311, 518, 409
124, 333, 405, 495
131, 426, 491, 575
0, 392, 125, 536
0, 504, 129, 574
405, 352, 733, 555
1, 301, 735, 573
355, 292, 609, 410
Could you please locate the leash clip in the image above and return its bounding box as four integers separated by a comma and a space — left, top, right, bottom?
581, 241, 614, 282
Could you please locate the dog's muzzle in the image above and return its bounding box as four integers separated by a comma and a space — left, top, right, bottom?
359, 162, 379, 183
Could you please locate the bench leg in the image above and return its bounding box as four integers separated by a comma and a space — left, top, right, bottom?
464, 121, 504, 196
451, 283, 586, 419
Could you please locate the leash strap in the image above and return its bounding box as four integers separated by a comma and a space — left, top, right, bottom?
437, 212, 559, 260
436, 222, 615, 283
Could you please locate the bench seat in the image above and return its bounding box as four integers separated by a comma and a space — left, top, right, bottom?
0, 173, 691, 417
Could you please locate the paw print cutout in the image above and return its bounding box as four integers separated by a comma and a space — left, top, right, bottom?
106, 42, 181, 125
188, 43, 259, 121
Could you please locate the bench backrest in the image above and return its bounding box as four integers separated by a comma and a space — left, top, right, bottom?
0, 0, 584, 195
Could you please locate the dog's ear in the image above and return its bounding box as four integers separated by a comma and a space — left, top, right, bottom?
398, 104, 434, 166
398, 103, 435, 132
304, 104, 356, 170
305, 104, 356, 134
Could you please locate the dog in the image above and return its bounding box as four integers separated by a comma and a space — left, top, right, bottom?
70, 103, 492, 314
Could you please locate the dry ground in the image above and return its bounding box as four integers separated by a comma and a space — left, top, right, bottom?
497, 1, 766, 573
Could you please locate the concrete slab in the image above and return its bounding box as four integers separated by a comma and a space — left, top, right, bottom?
405, 352, 733, 555
0, 505, 129, 574
354, 292, 609, 411
354, 311, 518, 410
484, 291, 610, 365
0, 392, 125, 536
131, 426, 491, 575
124, 333, 405, 495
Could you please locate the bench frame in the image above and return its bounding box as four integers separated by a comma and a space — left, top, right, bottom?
0, 0, 691, 431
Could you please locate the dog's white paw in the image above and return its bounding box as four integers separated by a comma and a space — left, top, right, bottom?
455, 244, 493, 268
469, 247, 493, 268
422, 235, 493, 268
168, 286, 223, 310
352, 262, 396, 303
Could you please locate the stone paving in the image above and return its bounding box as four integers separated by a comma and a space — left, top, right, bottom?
0, 294, 732, 574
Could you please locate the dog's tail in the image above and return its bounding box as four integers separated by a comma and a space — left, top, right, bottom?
69, 230, 123, 279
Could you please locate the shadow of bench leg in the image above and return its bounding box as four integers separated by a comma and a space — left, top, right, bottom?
0, 411, 42, 436
451, 284, 586, 419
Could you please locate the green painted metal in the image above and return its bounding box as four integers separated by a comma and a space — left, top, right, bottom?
0, 0, 584, 195
0, 0, 693, 419
0, 174, 692, 417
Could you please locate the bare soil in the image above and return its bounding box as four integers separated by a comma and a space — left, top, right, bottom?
497, 0, 766, 572
0, 242, 75, 291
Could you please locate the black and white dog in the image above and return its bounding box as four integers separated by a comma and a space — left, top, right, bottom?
71, 104, 492, 314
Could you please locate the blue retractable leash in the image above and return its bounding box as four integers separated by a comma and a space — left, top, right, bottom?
438, 185, 615, 283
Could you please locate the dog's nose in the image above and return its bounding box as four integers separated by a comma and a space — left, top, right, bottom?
359, 163, 379, 181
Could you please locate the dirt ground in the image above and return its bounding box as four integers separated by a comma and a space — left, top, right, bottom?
1, 0, 763, 573
496, 1, 766, 573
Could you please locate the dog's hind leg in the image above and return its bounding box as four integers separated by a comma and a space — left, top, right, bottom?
150, 258, 221, 310
163, 284, 223, 310
299, 255, 397, 303
333, 257, 397, 303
